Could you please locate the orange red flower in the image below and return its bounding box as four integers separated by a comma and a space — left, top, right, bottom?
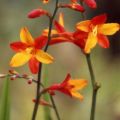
45, 74, 87, 100
76, 14, 120, 53
42, 13, 73, 44
10, 27, 54, 74
43, 13, 87, 52
45, 13, 119, 54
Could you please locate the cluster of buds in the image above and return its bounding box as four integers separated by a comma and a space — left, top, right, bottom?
28, 0, 97, 19
0, 69, 37, 84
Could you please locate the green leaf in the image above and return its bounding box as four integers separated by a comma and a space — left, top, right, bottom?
43, 94, 52, 120
43, 65, 52, 120
0, 76, 10, 120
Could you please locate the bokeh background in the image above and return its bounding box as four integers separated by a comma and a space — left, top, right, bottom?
0, 0, 120, 120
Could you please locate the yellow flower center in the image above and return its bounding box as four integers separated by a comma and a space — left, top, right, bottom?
25, 47, 36, 55
92, 25, 98, 36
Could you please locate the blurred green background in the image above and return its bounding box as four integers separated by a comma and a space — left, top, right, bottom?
0, 0, 120, 120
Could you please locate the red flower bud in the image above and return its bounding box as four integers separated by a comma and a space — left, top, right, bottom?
28, 79, 33, 84
28, 9, 48, 18
59, 3, 84, 12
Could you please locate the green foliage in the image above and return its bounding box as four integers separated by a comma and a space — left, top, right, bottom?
43, 66, 52, 120
43, 94, 52, 120
0, 77, 10, 120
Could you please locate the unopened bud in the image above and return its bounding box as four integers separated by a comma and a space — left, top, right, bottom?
22, 74, 28, 78
10, 75, 17, 80
28, 79, 33, 84
0, 74, 7, 78
9, 69, 18, 75
59, 3, 84, 12
28, 8, 49, 18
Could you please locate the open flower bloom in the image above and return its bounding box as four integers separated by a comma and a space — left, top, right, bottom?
71, 0, 97, 8
43, 13, 88, 52
76, 14, 120, 53
46, 74, 88, 100
42, 13, 74, 44
10, 27, 54, 74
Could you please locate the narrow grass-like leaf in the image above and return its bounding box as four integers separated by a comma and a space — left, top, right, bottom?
0, 76, 10, 120
43, 65, 52, 120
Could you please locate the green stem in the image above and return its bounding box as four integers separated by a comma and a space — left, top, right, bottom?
86, 54, 95, 88
86, 54, 100, 120
31, 0, 59, 120
50, 96, 61, 120
32, 64, 42, 120
44, 0, 59, 52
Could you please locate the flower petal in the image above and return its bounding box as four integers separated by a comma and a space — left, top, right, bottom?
49, 37, 69, 45
28, 57, 39, 74
10, 42, 27, 52
97, 34, 110, 48
84, 32, 98, 53
10, 52, 31, 67
73, 30, 88, 40
91, 14, 107, 25
54, 20, 65, 33
76, 20, 91, 32
84, 0, 97, 8
42, 29, 58, 36
35, 36, 47, 49
20, 27, 34, 45
69, 80, 88, 91
59, 13, 64, 27
35, 50, 54, 64
98, 23, 119, 35
71, 91, 84, 100
62, 74, 71, 85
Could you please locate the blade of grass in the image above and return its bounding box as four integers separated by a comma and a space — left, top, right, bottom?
43, 65, 52, 120
0, 76, 10, 120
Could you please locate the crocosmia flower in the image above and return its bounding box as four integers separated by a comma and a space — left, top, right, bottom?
42, 13, 87, 53
76, 14, 120, 53
10, 27, 53, 74
42, 13, 75, 44
46, 74, 87, 100
44, 13, 87, 52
